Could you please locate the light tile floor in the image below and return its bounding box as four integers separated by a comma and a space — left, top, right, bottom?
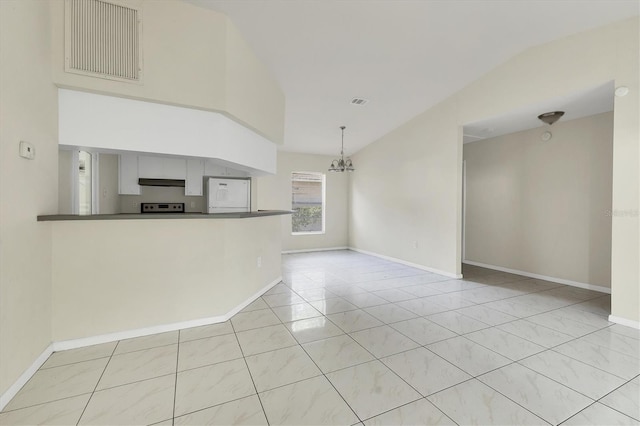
1, 250, 639, 425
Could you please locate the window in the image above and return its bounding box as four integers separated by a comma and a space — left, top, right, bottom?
291, 172, 325, 234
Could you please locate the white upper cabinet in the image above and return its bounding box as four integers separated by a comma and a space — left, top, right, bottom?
118, 154, 140, 195
138, 156, 187, 180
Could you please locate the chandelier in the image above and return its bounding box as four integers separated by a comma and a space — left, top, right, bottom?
328, 126, 355, 172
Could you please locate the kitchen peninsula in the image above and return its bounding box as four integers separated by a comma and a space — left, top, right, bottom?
44, 211, 290, 346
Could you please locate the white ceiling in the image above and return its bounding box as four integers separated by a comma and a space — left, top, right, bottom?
188, 0, 638, 156
463, 81, 615, 143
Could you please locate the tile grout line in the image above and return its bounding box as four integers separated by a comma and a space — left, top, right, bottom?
75, 339, 119, 425
171, 330, 180, 425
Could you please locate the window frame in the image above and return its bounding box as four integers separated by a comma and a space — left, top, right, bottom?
291, 171, 326, 235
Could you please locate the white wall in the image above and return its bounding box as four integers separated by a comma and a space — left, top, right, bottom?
0, 0, 57, 399
51, 217, 281, 341
464, 112, 613, 289
258, 152, 349, 251
350, 18, 639, 324
50, 0, 285, 145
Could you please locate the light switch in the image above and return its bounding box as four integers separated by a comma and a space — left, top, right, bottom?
19, 141, 35, 160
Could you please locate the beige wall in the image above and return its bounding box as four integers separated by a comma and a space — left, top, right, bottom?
0, 0, 57, 398
258, 152, 349, 251
51, 217, 281, 341
350, 18, 639, 323
58, 149, 73, 214
50, 0, 285, 144
464, 112, 613, 288
98, 154, 120, 214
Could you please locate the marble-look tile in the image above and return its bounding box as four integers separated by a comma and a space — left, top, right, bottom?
608, 324, 640, 341
178, 333, 243, 371
97, 344, 177, 390
148, 420, 173, 426
42, 342, 117, 369
179, 321, 234, 342
262, 292, 305, 307
0, 394, 90, 425
398, 284, 443, 298
554, 339, 640, 379
483, 299, 550, 317
562, 402, 639, 426
465, 328, 545, 361
427, 379, 547, 425
600, 377, 640, 421
324, 285, 369, 297
428, 279, 485, 293
425, 293, 476, 309
458, 286, 522, 304
426, 311, 491, 334
231, 308, 281, 332
478, 363, 593, 425
390, 317, 456, 345
455, 304, 518, 326
497, 319, 574, 347
427, 336, 511, 376
519, 350, 626, 400
240, 297, 270, 312
342, 292, 389, 308
174, 395, 268, 425
5, 358, 108, 411
551, 307, 613, 329
566, 295, 611, 317
303, 334, 375, 373
113, 331, 178, 355
174, 358, 255, 417
395, 298, 449, 316
326, 360, 422, 420
381, 347, 471, 396
296, 288, 338, 302
285, 317, 344, 344
363, 304, 418, 324
271, 302, 322, 323
236, 324, 298, 356
371, 288, 415, 303
350, 325, 420, 358
310, 297, 359, 315
259, 375, 358, 425
581, 328, 640, 357
526, 311, 601, 337
264, 283, 292, 295
79, 375, 174, 425
245, 345, 321, 392
364, 398, 455, 425
326, 310, 384, 333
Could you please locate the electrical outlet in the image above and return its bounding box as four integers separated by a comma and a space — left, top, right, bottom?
19, 141, 35, 160
190, 201, 196, 208
257, 256, 262, 268
413, 240, 418, 249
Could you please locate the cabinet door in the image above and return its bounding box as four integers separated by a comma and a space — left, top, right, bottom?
138, 156, 187, 179
118, 154, 140, 195
163, 157, 187, 180
185, 159, 204, 196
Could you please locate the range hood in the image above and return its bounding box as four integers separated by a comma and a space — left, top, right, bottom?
138, 178, 185, 187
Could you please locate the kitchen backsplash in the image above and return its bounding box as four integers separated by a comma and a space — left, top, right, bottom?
120, 186, 206, 213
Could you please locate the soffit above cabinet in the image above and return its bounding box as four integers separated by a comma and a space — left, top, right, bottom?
58, 89, 277, 175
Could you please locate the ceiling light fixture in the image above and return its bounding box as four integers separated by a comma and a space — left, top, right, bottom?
328, 126, 355, 172
537, 111, 565, 125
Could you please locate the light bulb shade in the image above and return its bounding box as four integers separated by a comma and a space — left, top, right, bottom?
537, 111, 564, 125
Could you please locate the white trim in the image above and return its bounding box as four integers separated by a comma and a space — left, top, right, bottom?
608, 315, 640, 330
0, 277, 281, 410
282, 246, 348, 254
0, 344, 54, 411
462, 260, 611, 294
349, 247, 462, 279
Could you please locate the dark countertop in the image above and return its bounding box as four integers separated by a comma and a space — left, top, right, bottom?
38, 210, 293, 221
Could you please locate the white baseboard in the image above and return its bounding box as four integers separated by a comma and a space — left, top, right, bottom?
0, 276, 282, 411
349, 247, 462, 279
608, 315, 640, 330
0, 343, 54, 411
463, 260, 611, 294
282, 246, 348, 254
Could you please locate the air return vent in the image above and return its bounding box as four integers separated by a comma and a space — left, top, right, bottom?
351, 98, 369, 105
65, 0, 142, 83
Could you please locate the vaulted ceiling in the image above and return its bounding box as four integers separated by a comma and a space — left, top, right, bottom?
189, 0, 639, 155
